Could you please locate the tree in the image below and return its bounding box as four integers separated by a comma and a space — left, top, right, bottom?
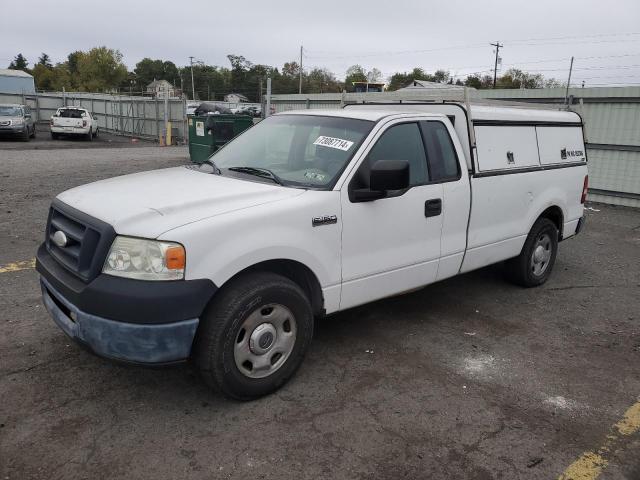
366, 68, 382, 83
38, 53, 53, 68
67, 51, 82, 76
496, 68, 544, 89
306, 68, 341, 93
464, 74, 493, 89
74, 47, 128, 92
432, 69, 450, 84
344, 65, 367, 91
8, 53, 28, 71
134, 58, 179, 90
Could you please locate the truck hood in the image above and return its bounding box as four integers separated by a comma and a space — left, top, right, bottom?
57, 166, 305, 238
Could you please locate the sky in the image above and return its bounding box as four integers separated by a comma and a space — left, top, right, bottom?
2, 0, 640, 87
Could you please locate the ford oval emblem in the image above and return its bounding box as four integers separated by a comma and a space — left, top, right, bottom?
52, 230, 68, 248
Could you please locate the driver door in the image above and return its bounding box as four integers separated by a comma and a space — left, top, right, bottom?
340, 120, 444, 310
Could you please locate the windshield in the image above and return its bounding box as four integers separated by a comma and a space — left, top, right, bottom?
0, 106, 22, 116
208, 114, 373, 188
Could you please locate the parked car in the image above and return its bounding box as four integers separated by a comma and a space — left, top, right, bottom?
50, 106, 98, 140
0, 103, 36, 141
36, 103, 587, 400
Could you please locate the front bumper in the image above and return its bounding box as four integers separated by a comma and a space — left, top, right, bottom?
0, 125, 26, 135
41, 277, 199, 364
36, 242, 217, 365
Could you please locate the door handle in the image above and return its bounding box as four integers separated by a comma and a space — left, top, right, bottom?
425, 199, 442, 218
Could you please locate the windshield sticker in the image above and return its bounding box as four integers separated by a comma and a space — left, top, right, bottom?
313, 136, 354, 151
304, 171, 327, 182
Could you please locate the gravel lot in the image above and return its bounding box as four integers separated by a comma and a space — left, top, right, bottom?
0, 124, 153, 152
1, 143, 639, 479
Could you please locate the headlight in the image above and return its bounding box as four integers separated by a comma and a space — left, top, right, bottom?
103, 236, 185, 281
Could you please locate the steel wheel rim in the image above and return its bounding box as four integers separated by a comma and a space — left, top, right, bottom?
233, 303, 297, 379
531, 233, 552, 276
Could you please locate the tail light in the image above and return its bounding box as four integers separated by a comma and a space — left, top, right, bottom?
82, 120, 87, 127
581, 175, 588, 204
50, 119, 54, 126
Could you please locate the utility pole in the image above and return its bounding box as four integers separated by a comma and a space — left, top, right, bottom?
564, 56, 574, 105
299, 45, 303, 94
189, 56, 196, 101
490, 41, 503, 89
266, 77, 272, 118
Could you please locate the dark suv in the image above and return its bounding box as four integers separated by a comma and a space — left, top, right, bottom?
0, 104, 36, 141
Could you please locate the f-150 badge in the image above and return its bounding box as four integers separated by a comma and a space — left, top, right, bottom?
312, 215, 337, 227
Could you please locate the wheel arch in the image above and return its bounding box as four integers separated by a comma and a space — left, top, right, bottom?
220, 259, 325, 317
537, 205, 565, 239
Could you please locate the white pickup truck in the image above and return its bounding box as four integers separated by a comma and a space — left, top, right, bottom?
50, 106, 98, 140
36, 102, 587, 400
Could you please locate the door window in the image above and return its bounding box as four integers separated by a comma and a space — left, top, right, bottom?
354, 122, 429, 190
421, 121, 461, 181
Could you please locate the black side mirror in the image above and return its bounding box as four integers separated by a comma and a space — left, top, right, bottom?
370, 160, 410, 191
352, 159, 410, 202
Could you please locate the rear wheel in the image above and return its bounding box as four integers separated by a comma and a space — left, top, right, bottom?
195, 271, 314, 400
506, 217, 558, 287
51, 132, 59, 140
86, 128, 93, 141
30, 125, 36, 138
93, 127, 98, 138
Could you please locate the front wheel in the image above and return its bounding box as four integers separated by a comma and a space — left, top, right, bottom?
506, 217, 558, 287
195, 271, 314, 400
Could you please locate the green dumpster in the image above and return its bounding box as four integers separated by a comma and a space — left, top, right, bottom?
187, 114, 253, 163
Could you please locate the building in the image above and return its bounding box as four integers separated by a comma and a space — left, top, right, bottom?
398, 79, 465, 91
0, 69, 36, 94
146, 79, 179, 99
351, 82, 385, 93
224, 93, 250, 103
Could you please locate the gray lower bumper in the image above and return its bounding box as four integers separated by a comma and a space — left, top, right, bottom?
40, 277, 199, 364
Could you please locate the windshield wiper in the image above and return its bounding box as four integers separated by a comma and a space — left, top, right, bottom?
202, 159, 221, 175
228, 166, 283, 185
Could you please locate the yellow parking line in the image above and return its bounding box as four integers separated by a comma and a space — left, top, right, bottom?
615, 401, 640, 435
0, 258, 36, 274
558, 398, 640, 480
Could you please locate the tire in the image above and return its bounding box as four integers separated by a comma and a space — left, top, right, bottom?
51, 131, 59, 140
30, 125, 36, 138
86, 128, 93, 141
93, 127, 98, 138
506, 217, 558, 287
195, 271, 314, 400
21, 127, 30, 142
